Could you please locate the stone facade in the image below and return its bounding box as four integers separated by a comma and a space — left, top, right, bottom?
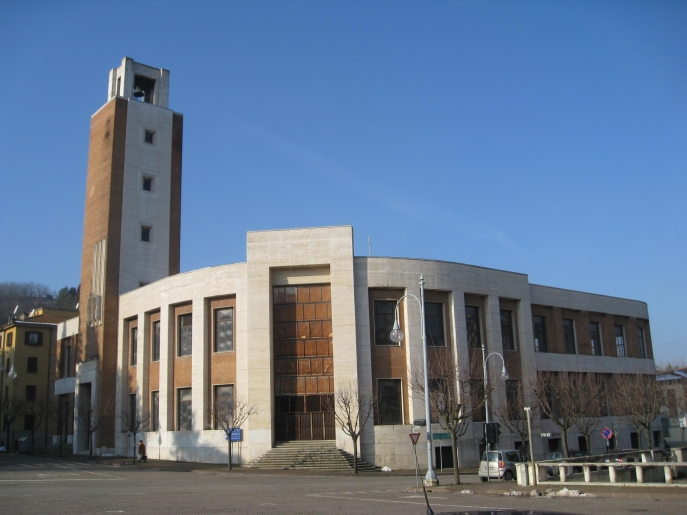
113, 225, 656, 469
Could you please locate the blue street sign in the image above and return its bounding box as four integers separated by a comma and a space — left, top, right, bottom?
601, 427, 613, 440
225, 428, 242, 442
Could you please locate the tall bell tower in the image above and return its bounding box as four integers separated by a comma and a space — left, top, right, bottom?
75, 57, 182, 449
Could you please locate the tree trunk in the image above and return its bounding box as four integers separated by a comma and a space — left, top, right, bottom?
5, 426, 10, 452
132, 431, 137, 465
88, 430, 93, 459
228, 437, 233, 471
352, 435, 358, 474
561, 428, 570, 458
585, 434, 591, 455
451, 433, 460, 484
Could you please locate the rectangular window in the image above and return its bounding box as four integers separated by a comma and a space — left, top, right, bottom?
144, 130, 154, 144
662, 418, 670, 437
505, 379, 521, 418
470, 379, 486, 422
151, 391, 159, 431
653, 430, 662, 448
152, 320, 160, 361
60, 339, 71, 378
25, 385, 36, 402
562, 319, 576, 354
637, 327, 647, 359
214, 384, 235, 429
7, 333, 13, 347
615, 325, 626, 357
27, 357, 38, 373
590, 322, 603, 356
377, 379, 402, 425
214, 308, 234, 352
374, 300, 398, 346
465, 306, 482, 349
129, 393, 137, 427
178, 314, 192, 357
533, 315, 547, 353
177, 388, 192, 431
142, 176, 153, 191
141, 226, 151, 242
130, 327, 138, 366
25, 331, 43, 346
500, 309, 515, 351
425, 302, 445, 347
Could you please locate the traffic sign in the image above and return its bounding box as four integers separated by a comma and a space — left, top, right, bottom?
602, 427, 613, 440
409, 433, 420, 445
433, 432, 450, 440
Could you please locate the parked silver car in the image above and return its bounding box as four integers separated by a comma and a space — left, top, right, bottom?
478, 449, 524, 481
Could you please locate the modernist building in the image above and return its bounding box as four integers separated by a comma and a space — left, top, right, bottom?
112, 226, 656, 469
54, 57, 182, 454
53, 58, 659, 468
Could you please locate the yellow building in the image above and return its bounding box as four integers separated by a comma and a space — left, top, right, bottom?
0, 308, 76, 451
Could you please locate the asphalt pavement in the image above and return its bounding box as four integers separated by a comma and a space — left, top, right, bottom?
0, 453, 684, 515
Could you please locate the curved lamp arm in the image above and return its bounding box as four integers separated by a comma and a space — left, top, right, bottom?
389, 293, 421, 344
485, 351, 509, 381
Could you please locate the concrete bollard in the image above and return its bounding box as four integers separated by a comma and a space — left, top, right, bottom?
609, 466, 617, 483
664, 465, 673, 484
635, 465, 644, 483
559, 465, 566, 482
583, 465, 591, 483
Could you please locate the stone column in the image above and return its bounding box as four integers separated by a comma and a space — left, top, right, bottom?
192, 298, 208, 432
159, 305, 172, 432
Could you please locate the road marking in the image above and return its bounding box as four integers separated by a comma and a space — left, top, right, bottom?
309, 493, 496, 510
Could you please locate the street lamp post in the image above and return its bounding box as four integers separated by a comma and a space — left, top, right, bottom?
524, 406, 536, 485
390, 274, 438, 486
481, 342, 508, 454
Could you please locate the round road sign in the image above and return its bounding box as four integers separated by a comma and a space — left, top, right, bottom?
602, 427, 613, 440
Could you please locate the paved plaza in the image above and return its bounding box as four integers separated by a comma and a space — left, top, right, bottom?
0, 454, 684, 515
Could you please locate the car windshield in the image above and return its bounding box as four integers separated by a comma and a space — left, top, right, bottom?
481, 452, 500, 461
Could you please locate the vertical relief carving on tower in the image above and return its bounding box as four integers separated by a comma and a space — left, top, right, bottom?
88, 239, 107, 326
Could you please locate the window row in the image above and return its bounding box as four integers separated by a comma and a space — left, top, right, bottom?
373, 301, 446, 347
3, 357, 39, 374
128, 307, 234, 365
130, 385, 235, 433
373, 300, 517, 352
532, 316, 648, 358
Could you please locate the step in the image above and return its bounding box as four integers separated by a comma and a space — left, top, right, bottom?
251, 441, 378, 471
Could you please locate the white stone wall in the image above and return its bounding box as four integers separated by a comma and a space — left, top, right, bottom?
114, 227, 656, 468
118, 99, 175, 295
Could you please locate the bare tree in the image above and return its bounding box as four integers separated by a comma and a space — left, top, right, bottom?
1, 391, 24, 451
494, 395, 539, 458
209, 393, 257, 471
409, 355, 492, 485
49, 398, 71, 457
574, 374, 604, 453
120, 408, 150, 464
323, 378, 375, 474
23, 397, 47, 452
74, 396, 114, 459
610, 374, 664, 450
530, 371, 585, 458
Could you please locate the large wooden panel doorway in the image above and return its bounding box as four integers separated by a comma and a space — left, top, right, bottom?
273, 284, 335, 441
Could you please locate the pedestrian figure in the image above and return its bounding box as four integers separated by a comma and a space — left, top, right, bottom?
138, 440, 147, 463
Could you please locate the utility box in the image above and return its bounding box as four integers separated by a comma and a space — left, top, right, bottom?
17, 437, 32, 453
516, 463, 529, 486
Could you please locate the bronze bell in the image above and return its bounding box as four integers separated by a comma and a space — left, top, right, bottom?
133, 86, 144, 98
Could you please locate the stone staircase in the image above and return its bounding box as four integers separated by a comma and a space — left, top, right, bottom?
251, 441, 378, 471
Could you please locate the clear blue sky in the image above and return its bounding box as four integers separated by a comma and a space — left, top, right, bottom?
1, 1, 685, 362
